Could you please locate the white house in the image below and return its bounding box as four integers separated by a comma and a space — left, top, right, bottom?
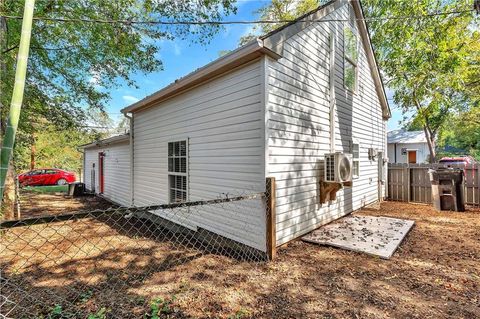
387, 129, 429, 164
81, 134, 131, 207
82, 0, 390, 255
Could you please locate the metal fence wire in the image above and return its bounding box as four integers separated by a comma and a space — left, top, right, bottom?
0, 190, 271, 318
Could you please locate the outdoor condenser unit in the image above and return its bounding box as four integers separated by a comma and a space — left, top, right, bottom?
324, 153, 353, 183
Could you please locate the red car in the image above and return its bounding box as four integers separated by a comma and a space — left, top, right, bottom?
18, 168, 76, 186
438, 156, 476, 166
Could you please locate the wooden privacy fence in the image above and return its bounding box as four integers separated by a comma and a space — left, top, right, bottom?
388, 163, 480, 206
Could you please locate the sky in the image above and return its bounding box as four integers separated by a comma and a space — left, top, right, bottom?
104, 0, 403, 131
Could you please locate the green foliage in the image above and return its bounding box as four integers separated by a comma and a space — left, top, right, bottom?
13, 123, 103, 174
228, 308, 249, 319
79, 290, 94, 303
1, 0, 237, 170
144, 296, 176, 319
362, 0, 480, 161
439, 107, 480, 160
238, 0, 320, 46
87, 308, 108, 319
45, 304, 75, 319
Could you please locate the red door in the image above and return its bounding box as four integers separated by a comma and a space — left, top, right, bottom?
98, 152, 105, 194
408, 151, 417, 164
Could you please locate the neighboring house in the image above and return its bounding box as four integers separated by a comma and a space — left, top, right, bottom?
82, 0, 390, 254
81, 134, 131, 207
387, 130, 430, 164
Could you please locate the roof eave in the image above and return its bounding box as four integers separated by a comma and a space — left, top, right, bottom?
79, 134, 130, 150
121, 39, 281, 114
353, 0, 391, 119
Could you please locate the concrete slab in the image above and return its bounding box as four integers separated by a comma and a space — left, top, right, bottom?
302, 215, 414, 259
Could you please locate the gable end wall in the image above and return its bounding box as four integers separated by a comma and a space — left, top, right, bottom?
266, 3, 388, 246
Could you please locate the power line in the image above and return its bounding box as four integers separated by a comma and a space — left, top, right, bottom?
0, 9, 474, 26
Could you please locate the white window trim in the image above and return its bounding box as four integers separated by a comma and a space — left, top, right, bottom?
351, 139, 360, 179
167, 139, 189, 203
343, 26, 359, 93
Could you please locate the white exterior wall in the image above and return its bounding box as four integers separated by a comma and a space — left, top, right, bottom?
387, 142, 429, 164
83, 141, 131, 207
265, 3, 388, 246
133, 60, 266, 252
84, 148, 97, 193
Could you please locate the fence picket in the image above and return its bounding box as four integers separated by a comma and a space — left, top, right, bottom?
387, 163, 479, 207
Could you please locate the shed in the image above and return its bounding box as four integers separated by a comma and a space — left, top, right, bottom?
83, 0, 390, 255
387, 129, 429, 164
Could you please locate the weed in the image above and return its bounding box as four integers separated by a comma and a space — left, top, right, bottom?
87, 307, 108, 319
79, 290, 93, 303
228, 308, 249, 319
144, 296, 176, 319
45, 304, 75, 319
136, 296, 147, 306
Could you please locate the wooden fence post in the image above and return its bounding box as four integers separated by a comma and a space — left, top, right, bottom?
477, 163, 480, 207
265, 177, 276, 261
402, 165, 409, 202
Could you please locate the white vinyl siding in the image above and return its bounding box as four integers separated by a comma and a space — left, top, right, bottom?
84, 150, 98, 193
83, 141, 131, 207
265, 3, 388, 246
133, 60, 266, 252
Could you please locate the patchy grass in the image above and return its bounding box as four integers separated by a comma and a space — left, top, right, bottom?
22, 185, 69, 194
1, 200, 479, 318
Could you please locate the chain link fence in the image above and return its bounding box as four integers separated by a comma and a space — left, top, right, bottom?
1, 189, 272, 318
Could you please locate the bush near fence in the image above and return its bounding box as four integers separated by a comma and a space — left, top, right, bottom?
387, 163, 480, 206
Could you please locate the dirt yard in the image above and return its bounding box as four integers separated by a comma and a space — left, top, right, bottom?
17, 189, 114, 219
1, 199, 479, 319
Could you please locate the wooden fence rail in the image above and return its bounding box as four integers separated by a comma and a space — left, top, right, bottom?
387, 163, 480, 207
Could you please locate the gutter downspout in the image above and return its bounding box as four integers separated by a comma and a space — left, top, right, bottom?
329, 32, 336, 153
394, 143, 397, 163
82, 149, 85, 183
124, 113, 134, 206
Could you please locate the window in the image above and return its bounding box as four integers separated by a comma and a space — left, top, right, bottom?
344, 26, 358, 92
351, 141, 360, 179
168, 140, 188, 203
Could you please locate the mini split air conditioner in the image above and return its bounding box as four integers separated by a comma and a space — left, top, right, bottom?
324, 153, 353, 183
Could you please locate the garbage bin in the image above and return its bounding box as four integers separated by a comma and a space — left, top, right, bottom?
67, 182, 86, 197
429, 168, 465, 212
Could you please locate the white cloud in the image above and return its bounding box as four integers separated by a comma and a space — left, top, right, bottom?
173, 42, 182, 56
122, 95, 140, 104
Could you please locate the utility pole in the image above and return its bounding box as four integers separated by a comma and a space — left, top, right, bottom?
0, 0, 7, 135
0, 0, 35, 201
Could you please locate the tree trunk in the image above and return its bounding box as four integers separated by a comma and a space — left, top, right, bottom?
423, 125, 436, 163
412, 91, 436, 163
2, 163, 16, 220
30, 134, 35, 170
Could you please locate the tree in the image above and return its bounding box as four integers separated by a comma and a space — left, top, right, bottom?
439, 107, 480, 160
238, 0, 321, 46
1, 0, 237, 135
0, 0, 237, 216
362, 0, 480, 162
14, 123, 106, 173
